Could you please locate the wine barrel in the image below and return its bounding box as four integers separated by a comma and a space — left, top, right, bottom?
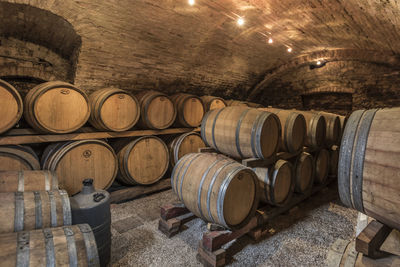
329, 146, 339, 176
253, 160, 294, 207
260, 108, 306, 153
314, 149, 330, 184
339, 115, 348, 137
89, 88, 140, 131
0, 170, 58, 192
339, 108, 400, 230
171, 153, 259, 229
315, 111, 341, 146
170, 93, 205, 127
201, 107, 281, 159
296, 111, 327, 149
42, 140, 118, 195
0, 190, 71, 234
0, 224, 99, 267
167, 132, 206, 167
225, 100, 249, 107
200, 96, 227, 112
135, 90, 176, 129
292, 152, 314, 194
114, 136, 169, 185
0, 145, 40, 171
0, 79, 23, 134
24, 81, 90, 134
246, 102, 263, 108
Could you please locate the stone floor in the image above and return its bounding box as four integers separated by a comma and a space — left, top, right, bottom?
110, 181, 358, 266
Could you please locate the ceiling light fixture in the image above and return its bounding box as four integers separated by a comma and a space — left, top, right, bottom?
268, 38, 273, 44
316, 60, 322, 65
287, 47, 292, 53
237, 17, 245, 26
188, 0, 195, 6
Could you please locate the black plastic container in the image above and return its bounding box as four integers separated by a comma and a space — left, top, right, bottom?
70, 179, 111, 267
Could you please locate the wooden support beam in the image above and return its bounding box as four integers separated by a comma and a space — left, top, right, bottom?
356, 220, 392, 259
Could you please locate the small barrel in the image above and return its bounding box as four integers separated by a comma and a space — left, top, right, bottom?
200, 96, 227, 112
314, 149, 330, 184
329, 146, 339, 176
0, 224, 99, 267
24, 81, 90, 134
0, 79, 23, 134
296, 111, 327, 149
0, 190, 71, 234
225, 100, 249, 107
201, 107, 281, 159
170, 93, 205, 127
292, 152, 314, 194
114, 136, 169, 185
42, 140, 118, 195
171, 153, 259, 229
315, 111, 341, 146
166, 132, 206, 167
253, 160, 294, 206
260, 108, 306, 153
135, 90, 176, 129
0, 170, 58, 192
0, 145, 40, 171
89, 88, 140, 131
339, 108, 400, 230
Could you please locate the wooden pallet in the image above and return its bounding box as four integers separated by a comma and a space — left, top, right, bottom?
0, 127, 200, 145
109, 178, 172, 204
158, 175, 336, 266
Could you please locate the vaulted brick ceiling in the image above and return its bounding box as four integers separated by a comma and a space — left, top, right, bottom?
0, 0, 399, 109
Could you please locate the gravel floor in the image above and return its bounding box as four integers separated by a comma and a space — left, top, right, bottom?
110, 182, 358, 266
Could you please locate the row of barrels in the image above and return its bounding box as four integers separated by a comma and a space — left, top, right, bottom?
171, 146, 338, 229
0, 132, 206, 195
0, 79, 262, 134
201, 106, 346, 160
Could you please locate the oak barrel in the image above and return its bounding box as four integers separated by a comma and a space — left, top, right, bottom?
315, 111, 341, 146
201, 107, 281, 159
0, 190, 71, 234
24, 81, 90, 134
292, 152, 314, 194
200, 96, 227, 112
0, 79, 23, 134
42, 140, 118, 195
253, 160, 294, 207
225, 100, 249, 107
0, 145, 40, 171
296, 111, 327, 149
171, 153, 259, 229
329, 146, 339, 176
114, 136, 169, 185
0, 224, 99, 266
135, 90, 176, 129
0, 170, 58, 192
338, 108, 400, 230
89, 88, 140, 131
170, 93, 205, 127
167, 132, 206, 167
260, 108, 306, 153
314, 149, 330, 184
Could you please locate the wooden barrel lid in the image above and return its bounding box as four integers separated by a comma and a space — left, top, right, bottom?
330, 116, 341, 144
222, 168, 257, 226
287, 113, 306, 153
182, 96, 204, 127
171, 132, 205, 166
209, 98, 226, 110
0, 79, 23, 134
315, 149, 330, 183
98, 90, 139, 131
313, 115, 327, 147
43, 140, 117, 195
0, 146, 40, 171
26, 82, 90, 133
259, 112, 281, 158
273, 160, 293, 204
295, 152, 314, 193
146, 94, 175, 129
124, 136, 169, 184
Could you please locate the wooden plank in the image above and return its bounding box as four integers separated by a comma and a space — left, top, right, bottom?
0, 127, 200, 145
356, 220, 392, 259
110, 178, 172, 204
380, 229, 400, 257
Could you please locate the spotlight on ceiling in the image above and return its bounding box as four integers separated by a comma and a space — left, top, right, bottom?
310, 59, 327, 69
268, 38, 273, 44
287, 47, 292, 53
188, 0, 195, 6
237, 17, 245, 26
